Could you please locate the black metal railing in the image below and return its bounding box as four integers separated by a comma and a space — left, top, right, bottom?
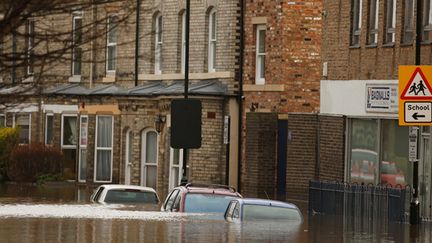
309, 181, 409, 223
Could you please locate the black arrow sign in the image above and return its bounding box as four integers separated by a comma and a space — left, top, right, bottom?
412, 112, 426, 120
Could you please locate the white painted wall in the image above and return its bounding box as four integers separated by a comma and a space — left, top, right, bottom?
320, 79, 399, 118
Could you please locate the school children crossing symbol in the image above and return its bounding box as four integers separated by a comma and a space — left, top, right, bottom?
399, 66, 432, 125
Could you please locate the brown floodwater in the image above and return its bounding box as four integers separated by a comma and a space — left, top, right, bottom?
0, 183, 431, 243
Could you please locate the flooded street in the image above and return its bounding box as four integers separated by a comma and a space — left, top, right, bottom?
0, 183, 431, 242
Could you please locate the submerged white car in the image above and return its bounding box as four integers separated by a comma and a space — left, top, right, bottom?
91, 184, 160, 205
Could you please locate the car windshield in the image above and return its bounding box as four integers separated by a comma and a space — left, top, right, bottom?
184, 193, 239, 213
242, 204, 302, 221
104, 189, 158, 204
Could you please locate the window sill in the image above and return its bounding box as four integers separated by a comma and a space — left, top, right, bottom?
400, 42, 413, 47
22, 76, 34, 83
421, 41, 432, 45
68, 75, 82, 83
243, 84, 285, 92
365, 44, 377, 48
349, 45, 361, 49
102, 75, 115, 83
139, 71, 234, 81
382, 43, 395, 48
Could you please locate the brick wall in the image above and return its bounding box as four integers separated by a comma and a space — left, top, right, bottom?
317, 114, 345, 182
242, 112, 278, 198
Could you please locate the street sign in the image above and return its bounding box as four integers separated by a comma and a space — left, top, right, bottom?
399, 66, 432, 125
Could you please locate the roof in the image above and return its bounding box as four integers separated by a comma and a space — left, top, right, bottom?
234, 198, 299, 209
99, 184, 157, 193
42, 80, 228, 97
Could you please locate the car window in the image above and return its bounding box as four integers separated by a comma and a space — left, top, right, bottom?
172, 192, 181, 211
225, 201, 237, 219
233, 203, 240, 219
164, 189, 180, 211
92, 186, 105, 202
104, 189, 159, 204
242, 205, 302, 221
184, 194, 239, 213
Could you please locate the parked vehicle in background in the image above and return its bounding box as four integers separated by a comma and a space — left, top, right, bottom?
91, 184, 160, 205
224, 198, 303, 223
161, 183, 242, 215
380, 161, 406, 186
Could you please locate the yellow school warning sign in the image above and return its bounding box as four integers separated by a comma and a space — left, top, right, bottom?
399, 66, 432, 126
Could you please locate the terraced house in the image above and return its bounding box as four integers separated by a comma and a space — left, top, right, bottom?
0, 1, 241, 198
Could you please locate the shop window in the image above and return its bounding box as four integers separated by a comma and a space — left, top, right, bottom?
15, 114, 31, 144
348, 118, 411, 187
367, 0, 379, 45
142, 129, 158, 189
95, 115, 113, 182
351, 0, 362, 46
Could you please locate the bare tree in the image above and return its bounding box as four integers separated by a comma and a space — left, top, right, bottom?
0, 0, 146, 109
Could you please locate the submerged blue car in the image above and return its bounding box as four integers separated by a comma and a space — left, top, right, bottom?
224, 198, 303, 223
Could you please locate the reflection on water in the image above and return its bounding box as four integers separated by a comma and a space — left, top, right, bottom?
0, 183, 431, 242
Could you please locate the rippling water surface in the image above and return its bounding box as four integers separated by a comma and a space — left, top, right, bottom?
0, 183, 431, 242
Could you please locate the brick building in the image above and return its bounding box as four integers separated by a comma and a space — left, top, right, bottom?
322, 0, 432, 219
240, 0, 330, 201
0, 1, 241, 199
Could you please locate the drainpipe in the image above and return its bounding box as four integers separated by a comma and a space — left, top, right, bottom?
237, 0, 245, 193
134, 0, 141, 86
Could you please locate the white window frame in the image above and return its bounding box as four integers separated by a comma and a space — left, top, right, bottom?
208, 9, 217, 72
44, 113, 54, 145
106, 15, 117, 73
72, 12, 83, 77
385, 0, 397, 44
141, 129, 159, 188
94, 115, 114, 183
169, 148, 184, 191
367, 0, 379, 45
14, 113, 31, 145
26, 20, 35, 76
181, 12, 186, 74
155, 14, 163, 74
255, 25, 266, 85
61, 114, 78, 149
125, 129, 133, 185
78, 115, 88, 183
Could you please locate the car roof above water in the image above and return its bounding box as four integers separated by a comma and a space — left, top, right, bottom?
100, 184, 157, 193
234, 198, 299, 209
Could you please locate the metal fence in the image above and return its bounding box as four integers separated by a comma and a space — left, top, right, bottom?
309, 181, 409, 223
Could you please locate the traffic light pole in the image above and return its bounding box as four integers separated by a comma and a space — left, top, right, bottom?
410, 0, 422, 225
180, 0, 190, 185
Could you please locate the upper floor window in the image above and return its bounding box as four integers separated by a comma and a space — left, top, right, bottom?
208, 9, 217, 72
180, 11, 186, 74
26, 20, 35, 76
423, 0, 432, 41
154, 13, 163, 74
255, 25, 266, 85
367, 0, 379, 45
106, 15, 118, 73
72, 12, 83, 76
385, 0, 396, 44
403, 0, 415, 44
351, 0, 362, 46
